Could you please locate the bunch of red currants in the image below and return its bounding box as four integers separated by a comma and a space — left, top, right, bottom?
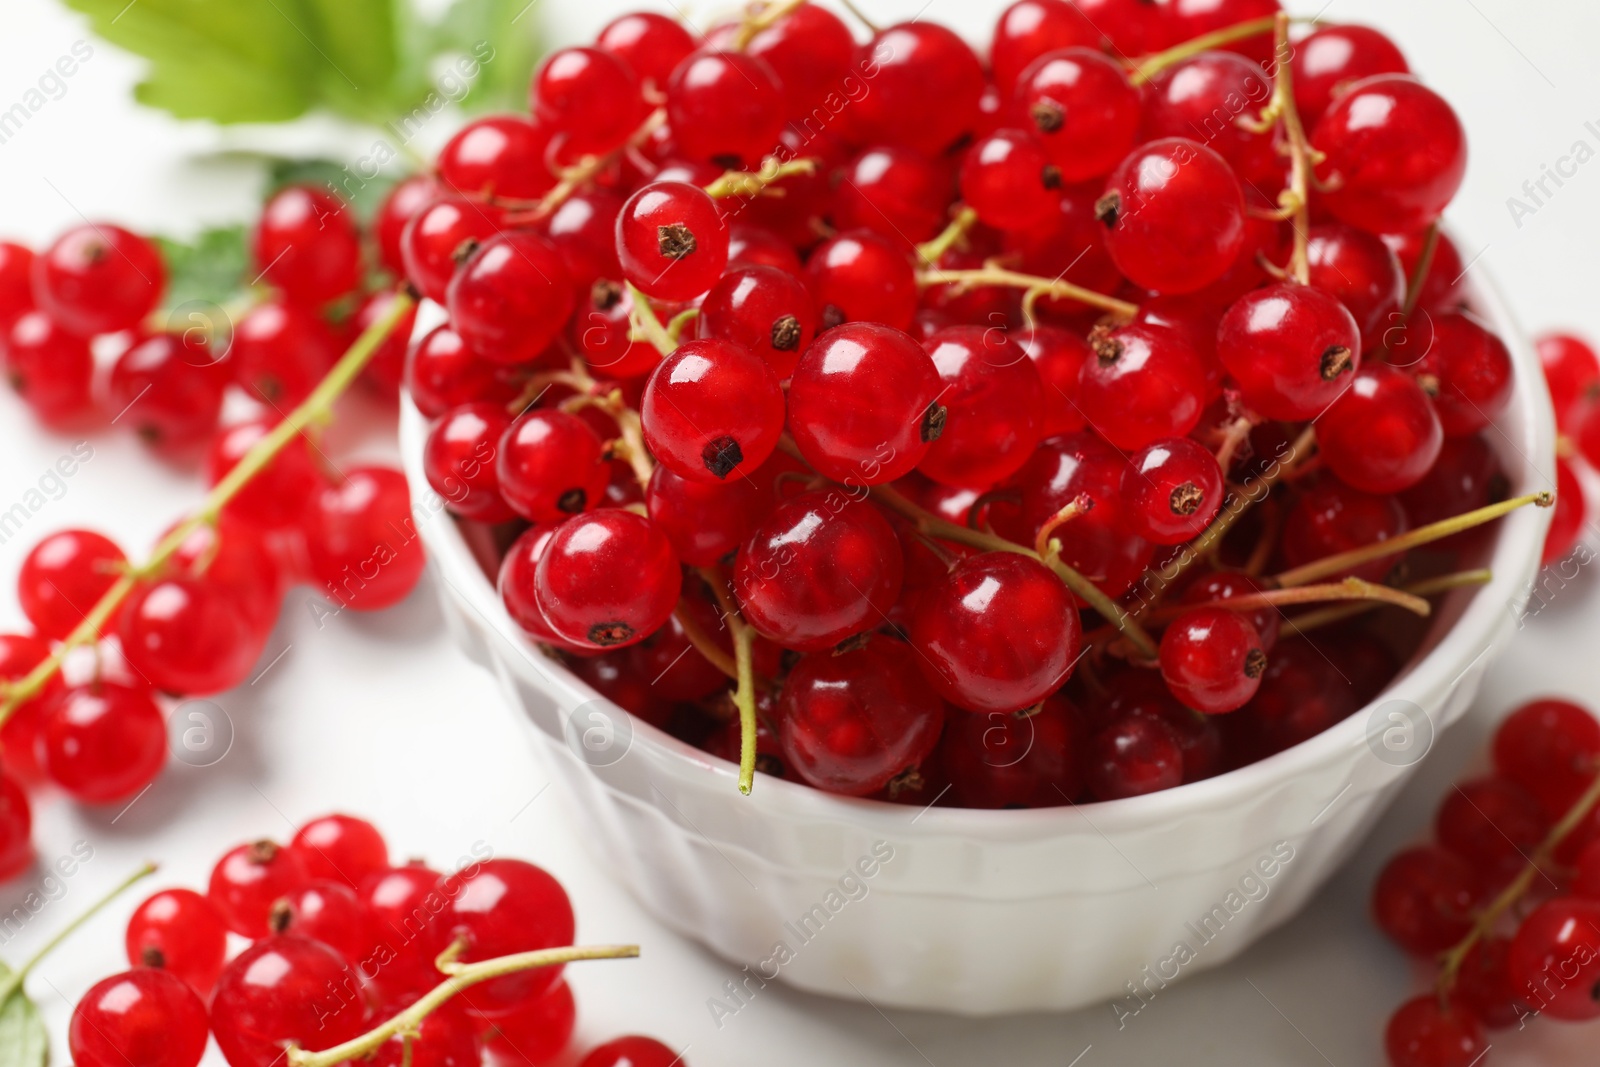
1372, 698, 1600, 1067
70, 812, 671, 1067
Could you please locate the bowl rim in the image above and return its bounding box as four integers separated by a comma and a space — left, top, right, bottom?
401, 262, 1556, 843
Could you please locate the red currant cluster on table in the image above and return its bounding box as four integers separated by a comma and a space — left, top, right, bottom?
1372, 699, 1600, 1067
402, 1, 1540, 804
69, 812, 664, 1067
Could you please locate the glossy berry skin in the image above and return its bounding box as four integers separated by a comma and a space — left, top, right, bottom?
804, 230, 918, 332
666, 51, 786, 165
4, 310, 94, 425
432, 859, 575, 1017
536, 510, 679, 649
851, 23, 985, 156
912, 553, 1081, 714
533, 47, 643, 156
211, 936, 369, 1063
1085, 714, 1185, 801
1436, 776, 1548, 883
578, 1036, 683, 1067
735, 492, 904, 653
206, 418, 323, 531
1539, 332, 1600, 427
18, 529, 126, 639
498, 528, 573, 648
1098, 138, 1246, 295
1292, 23, 1409, 125
1383, 995, 1486, 1067
1313, 75, 1467, 234
1218, 283, 1362, 421
1013, 48, 1140, 183
990, 0, 1100, 93
228, 297, 342, 406
1508, 897, 1600, 1021
919, 326, 1046, 487
1165, 0, 1282, 64
1159, 608, 1266, 714
375, 175, 439, 277
209, 839, 310, 938
407, 326, 515, 418
290, 814, 388, 889
401, 195, 507, 304
598, 12, 695, 87
545, 190, 625, 291
779, 640, 946, 797
69, 968, 209, 1067
449, 230, 574, 365
569, 279, 661, 379
832, 146, 950, 249
1493, 698, 1600, 817
1079, 322, 1207, 450
33, 223, 166, 336
1543, 457, 1585, 566
944, 696, 1082, 808
437, 115, 556, 201
1372, 845, 1480, 954
1020, 325, 1092, 436
269, 880, 374, 964
497, 409, 609, 524
359, 863, 450, 995
788, 322, 943, 485
744, 4, 857, 117
305, 467, 426, 612
118, 576, 265, 694
700, 265, 815, 379
1142, 53, 1278, 187
125, 889, 229, 994
108, 331, 226, 448
371, 1001, 479, 1067
0, 774, 32, 883
1179, 572, 1280, 651
40, 683, 166, 804
646, 465, 772, 568
643, 338, 784, 483
617, 182, 730, 303
252, 186, 362, 306
1317, 365, 1443, 494
1281, 475, 1408, 583
424, 403, 517, 523
1017, 432, 1153, 598
1120, 438, 1224, 545
960, 130, 1064, 232
0, 632, 59, 781
481, 981, 577, 1066
1306, 223, 1406, 352
1409, 313, 1513, 438
0, 241, 36, 328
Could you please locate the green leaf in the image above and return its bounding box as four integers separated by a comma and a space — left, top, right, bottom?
0, 964, 47, 1067
153, 225, 251, 311
428, 0, 542, 112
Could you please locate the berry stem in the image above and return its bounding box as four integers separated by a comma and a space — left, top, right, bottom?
0, 290, 416, 727
672, 605, 739, 680
1437, 765, 1600, 992
1244, 13, 1315, 285
1127, 16, 1281, 85
626, 281, 677, 357
0, 862, 156, 1008
1169, 576, 1433, 619
698, 567, 760, 795
665, 307, 700, 343
1033, 493, 1094, 559
1282, 568, 1494, 634
731, 0, 810, 51
915, 206, 980, 267
917, 261, 1140, 319
1273, 492, 1552, 589
516, 109, 668, 222
284, 943, 641, 1067
1376, 222, 1440, 361
837, 0, 881, 34
704, 157, 819, 199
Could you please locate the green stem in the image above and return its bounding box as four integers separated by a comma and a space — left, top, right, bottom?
915, 206, 979, 266
627, 282, 677, 358
916, 264, 1140, 320
697, 567, 760, 795
0, 863, 157, 1008
1128, 16, 1280, 85
1281, 570, 1493, 634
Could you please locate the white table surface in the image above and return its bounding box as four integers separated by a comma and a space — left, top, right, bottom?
2, 0, 1599, 1063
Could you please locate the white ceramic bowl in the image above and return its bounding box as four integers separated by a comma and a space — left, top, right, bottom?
399, 274, 1554, 1015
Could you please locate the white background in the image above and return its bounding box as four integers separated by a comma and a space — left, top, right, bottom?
2, 0, 1600, 1064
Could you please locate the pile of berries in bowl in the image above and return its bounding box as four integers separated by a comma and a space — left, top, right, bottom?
397, 0, 1556, 1012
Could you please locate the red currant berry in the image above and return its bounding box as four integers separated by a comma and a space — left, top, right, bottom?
831, 145, 952, 250
376, 175, 440, 278
646, 464, 773, 569
40, 683, 167, 804
1371, 844, 1480, 954
1545, 457, 1586, 566
126, 888, 229, 994
1436, 776, 1549, 883
1385, 227, 1468, 314
361, 863, 449, 994
617, 182, 730, 303
1383, 994, 1486, 1067
1085, 713, 1185, 800
727, 223, 801, 276
1017, 432, 1155, 598
269, 879, 376, 964
1317, 365, 1443, 494
1231, 634, 1361, 758
1292, 23, 1409, 126
305, 467, 426, 612
498, 528, 572, 647
433, 858, 575, 1017
1142, 53, 1280, 187
531, 46, 645, 157
228, 297, 342, 406
1218, 283, 1361, 421
109, 330, 226, 448
1508, 896, 1600, 1021
1399, 433, 1504, 532
744, 4, 856, 117
852, 23, 985, 156
401, 195, 507, 304
4, 310, 94, 424
1098, 138, 1247, 294
118, 575, 266, 694
960, 129, 1065, 232
497, 408, 608, 524
1178, 571, 1281, 651
34, 223, 166, 336
568, 279, 664, 379
1312, 75, 1467, 234
578, 1036, 682, 1067
1538, 332, 1600, 428
481, 980, 576, 1066
665, 51, 785, 166
1159, 607, 1266, 714
779, 639, 946, 797
209, 839, 311, 938
700, 264, 815, 379
0, 240, 36, 328
598, 12, 696, 87
372, 1000, 479, 1067
355, 289, 420, 398
804, 230, 918, 331
1079, 321, 1207, 450
990, 0, 1101, 93
448, 229, 574, 365
438, 115, 556, 201
1014, 48, 1140, 182
1493, 698, 1600, 817
536, 510, 679, 649
1281, 474, 1408, 582
1452, 935, 1525, 1030
1121, 437, 1224, 545
206, 418, 324, 531
0, 633, 59, 782
406, 325, 517, 418
545, 190, 626, 290
918, 326, 1046, 486
1019, 325, 1092, 436
1408, 313, 1513, 438
0, 773, 32, 883
252, 186, 362, 306
69, 967, 209, 1067
642, 338, 784, 483
18, 529, 126, 639
211, 936, 369, 1063
288, 813, 388, 888
1307, 223, 1406, 351
735, 492, 904, 653
944, 695, 1082, 808
628, 608, 726, 703
425, 402, 518, 523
